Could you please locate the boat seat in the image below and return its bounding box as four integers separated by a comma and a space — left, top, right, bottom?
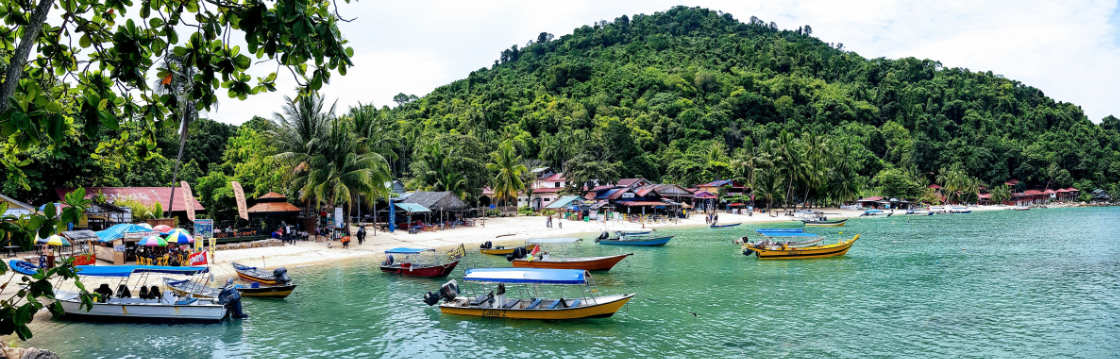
469, 292, 493, 306
566, 299, 581, 308
547, 298, 565, 309
502, 299, 520, 309
526, 298, 543, 309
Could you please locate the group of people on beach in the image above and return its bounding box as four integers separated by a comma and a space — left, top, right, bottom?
545, 215, 563, 230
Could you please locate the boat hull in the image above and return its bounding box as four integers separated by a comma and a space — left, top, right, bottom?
238, 284, 297, 298
803, 219, 847, 227
710, 223, 741, 228
479, 245, 532, 256
439, 294, 633, 320
232, 262, 290, 285
598, 236, 672, 246
746, 235, 859, 260
57, 295, 226, 322
380, 260, 459, 278
511, 254, 631, 271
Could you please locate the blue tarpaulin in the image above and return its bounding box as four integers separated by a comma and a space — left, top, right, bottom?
394, 203, 431, 214
75, 265, 209, 277
95, 224, 155, 243
463, 268, 587, 285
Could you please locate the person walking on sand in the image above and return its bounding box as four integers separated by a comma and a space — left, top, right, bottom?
357, 225, 366, 246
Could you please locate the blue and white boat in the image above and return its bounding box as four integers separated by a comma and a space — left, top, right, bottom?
595, 232, 673, 246
8, 261, 245, 322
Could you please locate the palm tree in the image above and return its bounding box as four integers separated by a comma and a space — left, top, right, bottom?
487, 141, 527, 214
301, 118, 391, 233
270, 93, 335, 206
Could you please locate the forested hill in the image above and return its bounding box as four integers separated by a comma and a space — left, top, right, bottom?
387, 6, 1119, 200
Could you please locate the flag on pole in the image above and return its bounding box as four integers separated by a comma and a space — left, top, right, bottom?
189, 251, 208, 266
180, 180, 196, 222
447, 243, 466, 260
231, 181, 248, 220
530, 244, 541, 256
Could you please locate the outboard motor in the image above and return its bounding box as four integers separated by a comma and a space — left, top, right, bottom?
480, 241, 493, 249
506, 247, 528, 261
272, 267, 291, 284
218, 280, 248, 319
425, 280, 459, 305
596, 231, 609, 242
742, 247, 755, 256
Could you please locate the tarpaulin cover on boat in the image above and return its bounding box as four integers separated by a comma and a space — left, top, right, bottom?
463, 268, 587, 285
384, 247, 433, 254
75, 265, 209, 277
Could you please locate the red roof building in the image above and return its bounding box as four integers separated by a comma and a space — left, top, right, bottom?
60, 187, 204, 213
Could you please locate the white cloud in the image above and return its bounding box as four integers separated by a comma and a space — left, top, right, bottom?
206, 0, 1120, 124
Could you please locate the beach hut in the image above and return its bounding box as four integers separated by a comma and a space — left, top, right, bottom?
399, 191, 469, 229
394, 203, 431, 233
247, 192, 302, 234
1, 193, 36, 217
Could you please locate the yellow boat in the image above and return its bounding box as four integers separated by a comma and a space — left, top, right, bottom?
478, 242, 533, 255
424, 268, 634, 320
743, 234, 859, 260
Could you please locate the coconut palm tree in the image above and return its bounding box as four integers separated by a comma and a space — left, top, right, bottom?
270, 93, 335, 205
301, 118, 391, 233
487, 141, 527, 214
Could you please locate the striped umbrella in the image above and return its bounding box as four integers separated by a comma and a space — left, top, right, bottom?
138, 235, 168, 247
165, 229, 194, 244
153, 225, 173, 235
37, 234, 71, 247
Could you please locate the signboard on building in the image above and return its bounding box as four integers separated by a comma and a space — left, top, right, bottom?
621, 192, 635, 199
334, 207, 344, 228
194, 219, 214, 239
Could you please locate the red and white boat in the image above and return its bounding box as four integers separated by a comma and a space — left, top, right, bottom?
380, 246, 462, 278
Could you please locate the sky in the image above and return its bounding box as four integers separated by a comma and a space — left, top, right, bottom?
205, 0, 1120, 125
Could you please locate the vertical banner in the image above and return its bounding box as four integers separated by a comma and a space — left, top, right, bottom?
388, 199, 395, 232
180, 181, 196, 222
334, 207, 344, 228
231, 181, 248, 220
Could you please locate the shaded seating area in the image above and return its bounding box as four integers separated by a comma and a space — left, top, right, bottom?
394, 191, 474, 233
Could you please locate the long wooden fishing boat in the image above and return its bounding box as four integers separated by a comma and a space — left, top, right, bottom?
597, 234, 673, 246
511, 253, 632, 271
710, 223, 741, 228
802, 218, 847, 227
742, 234, 860, 260
232, 262, 292, 286
425, 268, 634, 320
380, 247, 461, 278
478, 241, 534, 255
165, 278, 297, 299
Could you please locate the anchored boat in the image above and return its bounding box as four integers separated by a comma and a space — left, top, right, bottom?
801, 218, 847, 227
478, 240, 534, 256
380, 245, 462, 278
20, 262, 248, 322
595, 231, 673, 246
232, 262, 292, 286
710, 223, 741, 228
165, 277, 297, 299
741, 231, 860, 260
509, 238, 631, 271
424, 268, 634, 320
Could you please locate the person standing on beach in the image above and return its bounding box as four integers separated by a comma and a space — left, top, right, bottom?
357, 225, 366, 246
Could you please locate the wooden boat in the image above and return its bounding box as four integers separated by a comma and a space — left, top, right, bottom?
49, 263, 242, 322
596, 234, 673, 246
710, 223, 741, 228
949, 206, 972, 214
1012, 206, 1030, 211
380, 247, 460, 278
802, 218, 847, 227
232, 262, 292, 285
236, 282, 297, 298
742, 234, 860, 260
617, 230, 652, 235
512, 253, 632, 271
425, 268, 634, 320
165, 277, 297, 299
478, 241, 534, 255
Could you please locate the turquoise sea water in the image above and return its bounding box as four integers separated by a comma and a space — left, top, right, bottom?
21, 207, 1120, 358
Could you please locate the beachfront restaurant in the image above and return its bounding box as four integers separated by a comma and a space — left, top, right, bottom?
396, 191, 473, 231
246, 192, 302, 235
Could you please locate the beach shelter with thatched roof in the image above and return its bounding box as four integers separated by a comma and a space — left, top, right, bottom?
247, 192, 301, 233
399, 191, 469, 226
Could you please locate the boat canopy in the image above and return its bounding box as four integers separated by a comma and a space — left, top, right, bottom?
384, 247, 433, 254
394, 203, 431, 214
75, 265, 209, 277
526, 237, 581, 244
463, 268, 587, 285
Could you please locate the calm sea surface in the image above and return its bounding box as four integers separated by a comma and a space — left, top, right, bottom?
23, 207, 1120, 358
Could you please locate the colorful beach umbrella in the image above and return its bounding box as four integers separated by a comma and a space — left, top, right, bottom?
137, 223, 153, 229
138, 235, 168, 247
153, 224, 173, 234
37, 234, 71, 247
165, 229, 194, 244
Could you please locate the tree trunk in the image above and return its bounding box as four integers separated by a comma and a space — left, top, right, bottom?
0, 0, 55, 113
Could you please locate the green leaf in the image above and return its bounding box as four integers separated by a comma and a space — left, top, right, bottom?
149, 17, 163, 28
79, 34, 91, 48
